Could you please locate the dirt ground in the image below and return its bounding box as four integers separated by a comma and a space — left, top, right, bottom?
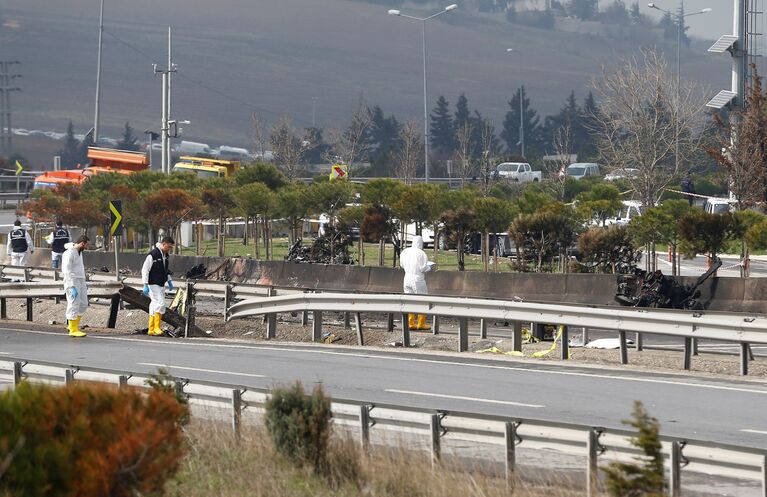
3, 296, 767, 380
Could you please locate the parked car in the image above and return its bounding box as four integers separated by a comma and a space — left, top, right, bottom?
566, 163, 601, 180
703, 197, 732, 214
495, 162, 541, 182
603, 200, 643, 226
604, 168, 639, 181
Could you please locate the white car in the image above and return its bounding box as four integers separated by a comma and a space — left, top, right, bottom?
566, 163, 601, 180
604, 168, 639, 181
495, 162, 541, 182
603, 200, 643, 226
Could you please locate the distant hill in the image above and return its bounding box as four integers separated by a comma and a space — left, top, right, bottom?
0, 0, 730, 150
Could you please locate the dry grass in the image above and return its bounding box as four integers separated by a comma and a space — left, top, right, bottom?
166, 421, 583, 497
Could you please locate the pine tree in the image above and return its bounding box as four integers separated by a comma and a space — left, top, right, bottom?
368, 105, 402, 176
58, 121, 82, 168
603, 401, 666, 496
501, 86, 541, 157
569, 0, 598, 20
430, 95, 455, 157
116, 122, 139, 151
454, 93, 471, 131
676, 2, 690, 47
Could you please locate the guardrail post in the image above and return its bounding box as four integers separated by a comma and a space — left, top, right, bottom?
25, 296, 33, 322
504, 421, 517, 487
401, 314, 411, 348
587, 429, 599, 497
635, 332, 643, 351
480, 318, 487, 339
669, 441, 683, 497
12, 361, 23, 387
683, 337, 692, 370
692, 337, 699, 356
265, 313, 277, 339
64, 369, 75, 384
53, 269, 60, 304
184, 282, 196, 338
583, 327, 590, 345
224, 284, 233, 320
118, 375, 128, 388
1, 298, 6, 319
760, 454, 766, 497
302, 310, 308, 326
618, 331, 628, 365
430, 414, 441, 467
107, 294, 121, 329
560, 325, 569, 360
312, 310, 323, 342
432, 315, 440, 335
458, 318, 469, 352
231, 389, 242, 440
359, 404, 371, 453
512, 322, 523, 352
387, 313, 394, 332
740, 343, 750, 376
344, 312, 351, 329
354, 313, 364, 346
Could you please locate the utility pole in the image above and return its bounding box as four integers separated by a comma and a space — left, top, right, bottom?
0, 61, 21, 158
93, 0, 105, 143
166, 27, 173, 172
153, 27, 176, 175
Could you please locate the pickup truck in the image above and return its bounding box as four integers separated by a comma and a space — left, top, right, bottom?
495, 162, 541, 182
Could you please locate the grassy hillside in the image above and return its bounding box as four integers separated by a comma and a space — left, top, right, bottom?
1, 0, 730, 150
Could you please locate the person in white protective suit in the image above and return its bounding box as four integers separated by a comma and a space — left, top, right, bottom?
399, 235, 435, 330
61, 235, 90, 337
6, 220, 34, 267
141, 236, 175, 336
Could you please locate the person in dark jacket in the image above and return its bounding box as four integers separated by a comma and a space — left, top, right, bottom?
6, 220, 34, 266
141, 236, 175, 336
51, 220, 70, 269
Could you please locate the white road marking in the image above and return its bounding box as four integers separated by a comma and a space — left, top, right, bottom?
138, 362, 265, 378
8, 328, 767, 395
386, 389, 544, 408
741, 429, 767, 435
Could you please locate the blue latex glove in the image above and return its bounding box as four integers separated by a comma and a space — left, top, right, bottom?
69, 287, 78, 299
167, 280, 174, 291
142, 284, 150, 296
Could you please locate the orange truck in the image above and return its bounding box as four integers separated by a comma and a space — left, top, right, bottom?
33, 147, 149, 190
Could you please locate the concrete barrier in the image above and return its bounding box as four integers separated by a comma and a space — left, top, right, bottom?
19, 248, 767, 312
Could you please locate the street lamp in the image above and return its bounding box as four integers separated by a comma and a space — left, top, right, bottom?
505, 48, 525, 158
144, 130, 159, 170
648, 3, 712, 171
388, 4, 458, 183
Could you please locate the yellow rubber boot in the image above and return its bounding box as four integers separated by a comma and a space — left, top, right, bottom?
416, 315, 431, 331
148, 313, 164, 336
69, 316, 86, 337
407, 314, 417, 329
146, 314, 155, 335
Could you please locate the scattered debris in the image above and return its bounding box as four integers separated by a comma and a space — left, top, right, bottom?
285, 227, 355, 264
185, 264, 207, 280
585, 338, 635, 349
615, 259, 721, 310
387, 341, 403, 347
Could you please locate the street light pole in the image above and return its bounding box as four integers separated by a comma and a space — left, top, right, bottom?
388, 4, 458, 183
648, 3, 712, 172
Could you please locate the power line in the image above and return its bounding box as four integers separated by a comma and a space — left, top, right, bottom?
103, 29, 283, 121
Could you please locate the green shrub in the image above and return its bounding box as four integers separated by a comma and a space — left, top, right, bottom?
265, 382, 332, 472
603, 401, 665, 497
0, 381, 186, 497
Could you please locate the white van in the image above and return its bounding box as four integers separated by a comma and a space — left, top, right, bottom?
174, 141, 212, 156
603, 200, 643, 226
703, 197, 732, 214
216, 145, 250, 161
566, 163, 601, 180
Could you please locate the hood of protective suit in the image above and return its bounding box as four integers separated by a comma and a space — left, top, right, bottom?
411, 236, 423, 250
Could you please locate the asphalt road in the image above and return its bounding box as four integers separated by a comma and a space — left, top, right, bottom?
1, 325, 766, 449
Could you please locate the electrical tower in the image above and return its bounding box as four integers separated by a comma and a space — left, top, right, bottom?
0, 61, 22, 158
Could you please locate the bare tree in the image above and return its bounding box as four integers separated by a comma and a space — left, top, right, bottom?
706, 66, 767, 211
252, 112, 267, 161
395, 120, 422, 185
326, 103, 372, 178
546, 123, 574, 201
478, 119, 499, 196
270, 116, 306, 181
591, 48, 707, 208
453, 120, 475, 187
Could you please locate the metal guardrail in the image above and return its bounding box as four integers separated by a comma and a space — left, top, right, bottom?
0, 357, 764, 497
227, 293, 767, 375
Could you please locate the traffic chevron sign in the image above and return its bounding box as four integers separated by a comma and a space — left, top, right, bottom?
330, 163, 348, 181
109, 200, 123, 236
15, 160, 23, 175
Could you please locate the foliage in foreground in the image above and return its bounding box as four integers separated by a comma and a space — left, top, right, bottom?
603, 401, 666, 497
0, 381, 187, 497
265, 382, 333, 473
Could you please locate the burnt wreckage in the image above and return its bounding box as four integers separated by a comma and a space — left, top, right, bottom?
615, 259, 722, 310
